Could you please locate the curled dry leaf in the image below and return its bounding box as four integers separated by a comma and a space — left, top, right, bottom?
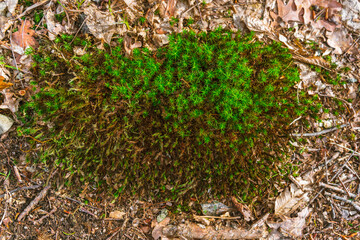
123, 35, 142, 57
11, 20, 38, 50
0, 89, 18, 113
231, 196, 254, 222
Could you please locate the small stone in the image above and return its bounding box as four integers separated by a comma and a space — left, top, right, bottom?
109, 210, 125, 219
157, 209, 168, 223
0, 114, 13, 135
323, 120, 333, 129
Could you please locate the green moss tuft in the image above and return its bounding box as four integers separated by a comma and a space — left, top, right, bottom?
19, 29, 321, 201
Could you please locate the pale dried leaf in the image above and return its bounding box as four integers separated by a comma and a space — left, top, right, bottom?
234, 1, 275, 33
275, 179, 310, 215
6, 0, 18, 14
327, 28, 355, 55
341, 0, 360, 32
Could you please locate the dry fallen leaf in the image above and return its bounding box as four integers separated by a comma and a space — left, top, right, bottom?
11, 20, 39, 49
0, 76, 12, 91
231, 196, 254, 222
0, 89, 18, 113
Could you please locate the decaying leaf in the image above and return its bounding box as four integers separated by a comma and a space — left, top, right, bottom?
326, 28, 356, 54
84, 4, 119, 44
231, 196, 254, 222
0, 76, 12, 91
0, 89, 18, 113
45, 9, 65, 40
268, 207, 312, 238
11, 20, 38, 50
152, 217, 170, 240
123, 35, 142, 57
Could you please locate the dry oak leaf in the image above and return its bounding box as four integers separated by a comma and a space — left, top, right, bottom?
11, 20, 38, 49
0, 76, 12, 91
272, 0, 342, 31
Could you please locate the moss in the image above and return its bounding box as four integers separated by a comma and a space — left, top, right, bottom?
19, 29, 322, 202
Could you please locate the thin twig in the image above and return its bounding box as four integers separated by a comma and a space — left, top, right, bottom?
291, 124, 349, 137
0, 185, 41, 198
33, 207, 57, 225
16, 0, 51, 20
330, 142, 360, 156
325, 192, 360, 212
17, 185, 51, 222
309, 153, 354, 204
319, 182, 357, 198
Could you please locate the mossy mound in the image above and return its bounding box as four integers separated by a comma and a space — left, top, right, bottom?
20, 30, 321, 201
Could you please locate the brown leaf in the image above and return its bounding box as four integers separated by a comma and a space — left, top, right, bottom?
165, 0, 177, 18
12, 20, 38, 49
0, 76, 12, 91
231, 196, 254, 222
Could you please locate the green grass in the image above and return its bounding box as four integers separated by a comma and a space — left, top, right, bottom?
19, 29, 323, 202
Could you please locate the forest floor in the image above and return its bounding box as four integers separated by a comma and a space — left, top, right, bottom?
0, 0, 360, 239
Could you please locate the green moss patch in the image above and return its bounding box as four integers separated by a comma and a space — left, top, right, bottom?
19, 29, 321, 202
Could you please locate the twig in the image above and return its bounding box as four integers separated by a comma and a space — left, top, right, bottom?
33, 207, 57, 225
291, 124, 349, 137
194, 215, 242, 219
338, 176, 353, 198
57, 194, 100, 210
16, 0, 51, 20
69, 16, 88, 45
0, 185, 41, 198
330, 142, 360, 156
325, 192, 360, 212
17, 185, 51, 221
79, 207, 98, 218
319, 182, 357, 198
13, 165, 22, 183
309, 153, 354, 204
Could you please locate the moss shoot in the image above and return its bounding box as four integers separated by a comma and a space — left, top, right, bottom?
19, 29, 322, 202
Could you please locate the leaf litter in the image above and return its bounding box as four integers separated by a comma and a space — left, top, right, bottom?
0, 0, 359, 239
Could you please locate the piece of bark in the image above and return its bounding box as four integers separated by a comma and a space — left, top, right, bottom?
162, 222, 267, 239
